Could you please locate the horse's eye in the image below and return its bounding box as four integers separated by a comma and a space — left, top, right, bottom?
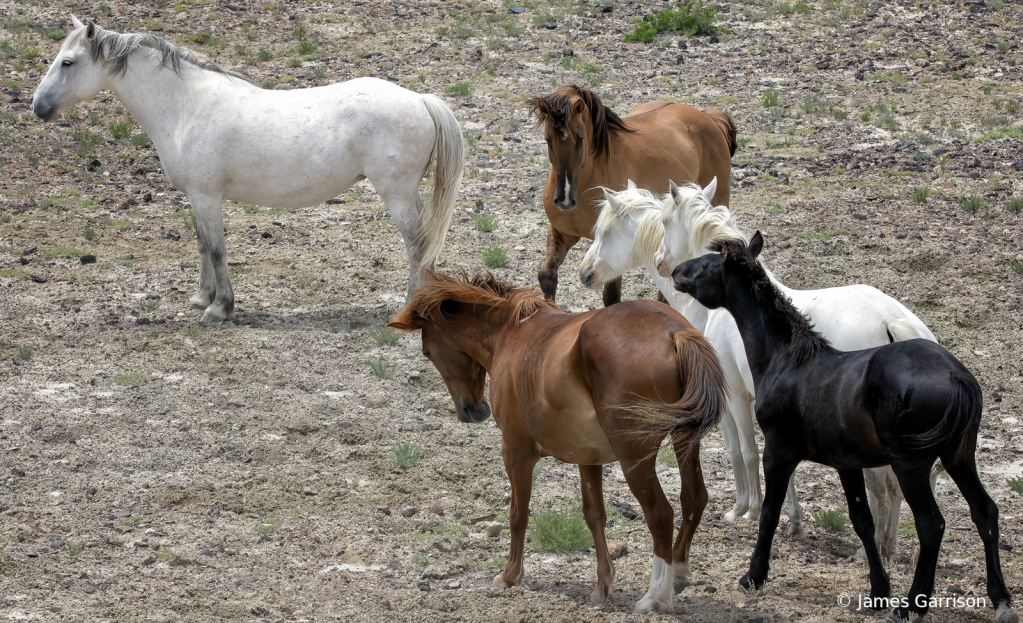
575, 137, 583, 147
424, 351, 432, 360
61, 59, 73, 67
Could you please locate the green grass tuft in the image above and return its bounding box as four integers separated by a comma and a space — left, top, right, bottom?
470, 214, 500, 232
1011, 260, 1023, 275
67, 542, 84, 557
46, 245, 87, 258
812, 509, 847, 532
83, 228, 96, 241
913, 188, 932, 203
17, 345, 33, 360
444, 82, 472, 97
530, 506, 593, 552
392, 441, 423, 468
370, 326, 401, 346
108, 118, 133, 140
129, 133, 149, 147
959, 196, 987, 212
760, 88, 780, 108
1007, 198, 1023, 213
624, 1, 720, 43
367, 357, 392, 379
657, 444, 678, 467
1008, 476, 1023, 494
114, 371, 145, 387
482, 243, 509, 268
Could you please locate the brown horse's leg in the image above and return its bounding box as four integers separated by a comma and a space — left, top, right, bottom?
656, 290, 668, 305
579, 464, 615, 603
619, 454, 676, 613
601, 276, 623, 307
494, 441, 540, 589
671, 438, 707, 593
538, 225, 580, 301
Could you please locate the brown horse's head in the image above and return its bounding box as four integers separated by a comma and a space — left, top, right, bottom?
526, 85, 633, 211
388, 272, 551, 424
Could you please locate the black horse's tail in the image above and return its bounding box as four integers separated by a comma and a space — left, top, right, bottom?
903, 375, 983, 467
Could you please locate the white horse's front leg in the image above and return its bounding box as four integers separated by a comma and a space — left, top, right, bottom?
190, 193, 234, 323
718, 405, 749, 524
785, 473, 806, 540
736, 400, 763, 521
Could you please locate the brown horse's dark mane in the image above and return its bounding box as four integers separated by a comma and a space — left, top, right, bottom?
710, 237, 830, 364
391, 271, 555, 327
525, 85, 634, 161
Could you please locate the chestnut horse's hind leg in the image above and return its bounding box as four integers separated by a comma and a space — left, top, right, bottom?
579, 464, 616, 603
493, 438, 540, 590
942, 457, 1017, 623
671, 438, 708, 593
601, 276, 622, 307
617, 453, 676, 613
538, 225, 580, 301
837, 469, 891, 600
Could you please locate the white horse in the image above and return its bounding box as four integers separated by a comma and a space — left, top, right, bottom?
580, 179, 939, 554
33, 18, 464, 322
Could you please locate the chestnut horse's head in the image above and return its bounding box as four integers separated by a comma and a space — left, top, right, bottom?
526, 85, 633, 211
388, 272, 552, 424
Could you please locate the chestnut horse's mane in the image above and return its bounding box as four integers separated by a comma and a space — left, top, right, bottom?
711, 237, 830, 363
525, 85, 634, 161
392, 271, 555, 326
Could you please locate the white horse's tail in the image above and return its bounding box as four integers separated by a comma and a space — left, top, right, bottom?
415, 94, 465, 273
886, 317, 937, 344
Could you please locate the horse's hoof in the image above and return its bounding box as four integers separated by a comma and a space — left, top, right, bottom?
787, 522, 807, 541
739, 573, 753, 591
673, 578, 690, 594
672, 561, 691, 594
190, 295, 212, 310
887, 607, 910, 622
724, 508, 744, 524
743, 506, 762, 522
200, 311, 225, 324
633, 595, 673, 614
493, 572, 520, 589
997, 603, 1020, 623
590, 585, 615, 604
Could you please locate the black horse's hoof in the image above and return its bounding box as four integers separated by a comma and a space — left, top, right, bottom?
887, 607, 910, 621
739, 573, 763, 591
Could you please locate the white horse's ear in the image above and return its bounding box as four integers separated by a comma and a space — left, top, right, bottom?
606, 193, 623, 213
86, 21, 96, 39
702, 177, 717, 204
70, 15, 84, 29
668, 180, 680, 203
627, 179, 638, 191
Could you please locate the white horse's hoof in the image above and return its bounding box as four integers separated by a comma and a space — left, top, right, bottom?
633, 595, 673, 614
787, 522, 807, 541
200, 308, 227, 324
743, 507, 762, 522
724, 509, 742, 524
997, 602, 1019, 623
190, 294, 213, 310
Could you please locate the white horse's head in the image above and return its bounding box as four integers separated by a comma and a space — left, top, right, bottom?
33, 17, 107, 122
655, 177, 742, 278
579, 182, 665, 289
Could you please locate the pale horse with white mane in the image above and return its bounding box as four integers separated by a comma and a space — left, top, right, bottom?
580, 179, 939, 556
33, 18, 463, 322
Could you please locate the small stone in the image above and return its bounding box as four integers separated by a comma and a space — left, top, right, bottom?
508, 6, 525, 13
704, 586, 717, 593
80, 255, 97, 264
418, 581, 431, 592
82, 584, 95, 594
445, 579, 461, 590
377, 506, 392, 516
485, 523, 504, 538
165, 230, 181, 241
948, 585, 964, 594
23, 246, 36, 255
19, 256, 29, 265
544, 22, 557, 29
401, 505, 417, 517
562, 48, 574, 56
142, 555, 156, 565
86, 159, 101, 172
30, 274, 47, 283
261, 231, 272, 239
303, 486, 318, 496
852, 213, 868, 220
999, 542, 1013, 552
388, 559, 402, 570
608, 540, 628, 560
142, 192, 152, 203
50, 540, 65, 549
11, 468, 25, 477
429, 503, 444, 516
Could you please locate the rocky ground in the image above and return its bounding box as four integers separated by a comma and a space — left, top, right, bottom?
2, 0, 1022, 621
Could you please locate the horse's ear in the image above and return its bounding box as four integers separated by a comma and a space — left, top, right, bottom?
702, 177, 717, 205
85, 21, 96, 39
70, 15, 84, 29
387, 320, 419, 332
668, 180, 680, 203
573, 98, 585, 115
606, 193, 623, 213
748, 231, 764, 259
627, 179, 637, 191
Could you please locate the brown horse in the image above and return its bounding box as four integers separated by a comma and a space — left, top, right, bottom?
526, 85, 736, 306
389, 272, 726, 613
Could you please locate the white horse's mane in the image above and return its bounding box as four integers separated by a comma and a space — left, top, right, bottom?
662, 182, 748, 263
592, 186, 666, 262
66, 26, 249, 81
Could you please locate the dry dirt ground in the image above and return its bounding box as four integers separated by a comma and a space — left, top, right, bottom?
2, 0, 1023, 621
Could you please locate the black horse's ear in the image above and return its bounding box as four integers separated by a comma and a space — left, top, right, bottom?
748, 231, 764, 258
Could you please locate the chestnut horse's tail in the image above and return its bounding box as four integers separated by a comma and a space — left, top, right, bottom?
623, 330, 726, 453
704, 109, 738, 157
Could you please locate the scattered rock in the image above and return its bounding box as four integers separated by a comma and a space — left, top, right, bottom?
11, 467, 25, 477
82, 584, 95, 594
30, 274, 47, 283
428, 503, 444, 516
485, 523, 504, 538
608, 540, 628, 560
401, 505, 417, 517
80, 254, 97, 264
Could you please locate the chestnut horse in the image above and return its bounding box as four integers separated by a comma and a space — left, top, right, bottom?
389, 272, 726, 613
526, 85, 735, 306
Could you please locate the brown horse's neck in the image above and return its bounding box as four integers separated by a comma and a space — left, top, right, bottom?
448, 304, 524, 370
579, 134, 623, 193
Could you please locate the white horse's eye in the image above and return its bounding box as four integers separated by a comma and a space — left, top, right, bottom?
61, 59, 74, 67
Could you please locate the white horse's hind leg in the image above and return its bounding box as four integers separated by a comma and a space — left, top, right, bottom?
785, 474, 806, 540
190, 194, 234, 323
719, 403, 750, 524
377, 186, 429, 300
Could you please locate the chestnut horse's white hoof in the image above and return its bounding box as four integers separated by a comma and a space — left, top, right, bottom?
633, 594, 674, 614
997, 602, 1019, 623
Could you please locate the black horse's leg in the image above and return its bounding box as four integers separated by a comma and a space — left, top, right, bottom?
943, 456, 1017, 623
602, 275, 623, 307
741, 448, 798, 590
891, 464, 944, 620
838, 469, 891, 600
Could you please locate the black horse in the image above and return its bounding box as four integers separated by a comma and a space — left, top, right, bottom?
671, 231, 1016, 623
